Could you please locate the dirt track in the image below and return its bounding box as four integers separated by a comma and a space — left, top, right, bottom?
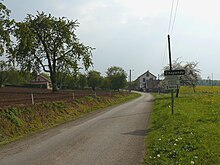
0, 87, 119, 108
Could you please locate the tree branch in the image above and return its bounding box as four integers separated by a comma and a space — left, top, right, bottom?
35, 29, 53, 73
33, 52, 49, 72
55, 46, 74, 61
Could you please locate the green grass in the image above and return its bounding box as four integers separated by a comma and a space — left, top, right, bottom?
144, 86, 220, 165
0, 92, 140, 146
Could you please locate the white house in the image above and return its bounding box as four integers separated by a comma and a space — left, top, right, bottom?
136, 70, 157, 90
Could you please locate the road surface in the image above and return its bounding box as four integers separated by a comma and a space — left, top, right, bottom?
0, 92, 153, 165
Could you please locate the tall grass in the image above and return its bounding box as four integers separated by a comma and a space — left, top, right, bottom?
144, 86, 220, 164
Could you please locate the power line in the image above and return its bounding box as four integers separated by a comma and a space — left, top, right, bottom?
171, 0, 180, 34
161, 40, 167, 71
161, 0, 180, 74
167, 0, 180, 35
163, 0, 180, 66
167, 0, 175, 34
162, 0, 175, 71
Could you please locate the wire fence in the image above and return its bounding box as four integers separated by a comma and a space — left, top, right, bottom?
0, 87, 129, 109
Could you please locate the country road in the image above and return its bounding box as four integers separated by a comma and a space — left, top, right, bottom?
0, 92, 153, 165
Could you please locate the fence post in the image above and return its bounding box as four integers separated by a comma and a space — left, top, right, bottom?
31, 93, 34, 105
72, 92, 75, 101
94, 91, 97, 98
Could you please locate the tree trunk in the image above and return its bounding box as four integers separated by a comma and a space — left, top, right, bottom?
193, 85, 196, 93
50, 73, 58, 91
176, 86, 180, 97
92, 85, 96, 91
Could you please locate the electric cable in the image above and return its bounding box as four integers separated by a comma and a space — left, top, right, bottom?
171, 0, 180, 34
162, 0, 175, 72
161, 40, 167, 73
167, 0, 175, 34
162, 0, 180, 71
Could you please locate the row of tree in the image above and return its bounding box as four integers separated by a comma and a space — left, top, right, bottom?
0, 58, 128, 91
197, 79, 220, 86
55, 66, 127, 91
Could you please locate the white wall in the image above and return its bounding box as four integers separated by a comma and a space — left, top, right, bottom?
138, 72, 156, 89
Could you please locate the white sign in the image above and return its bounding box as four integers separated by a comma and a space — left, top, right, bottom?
164, 75, 181, 86
165, 75, 179, 79
165, 79, 180, 85
166, 85, 179, 90
164, 75, 181, 90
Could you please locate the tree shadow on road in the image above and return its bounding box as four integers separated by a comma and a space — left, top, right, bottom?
100, 112, 151, 121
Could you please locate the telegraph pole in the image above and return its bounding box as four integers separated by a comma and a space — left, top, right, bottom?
212, 73, 214, 88
168, 35, 174, 115
168, 35, 172, 70
129, 69, 132, 92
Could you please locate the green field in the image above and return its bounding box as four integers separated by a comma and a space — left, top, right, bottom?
144, 86, 220, 165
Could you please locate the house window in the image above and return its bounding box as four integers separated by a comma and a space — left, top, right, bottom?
143, 78, 146, 82
146, 72, 149, 77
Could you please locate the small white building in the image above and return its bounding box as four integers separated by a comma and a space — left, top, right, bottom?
136, 70, 157, 90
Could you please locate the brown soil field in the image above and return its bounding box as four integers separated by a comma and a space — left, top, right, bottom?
0, 87, 120, 109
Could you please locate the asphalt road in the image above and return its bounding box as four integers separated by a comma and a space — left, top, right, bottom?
0, 92, 153, 165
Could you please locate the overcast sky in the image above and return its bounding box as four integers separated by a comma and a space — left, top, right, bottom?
4, 0, 220, 80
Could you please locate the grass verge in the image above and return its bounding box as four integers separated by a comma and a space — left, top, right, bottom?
0, 92, 140, 146
144, 86, 220, 165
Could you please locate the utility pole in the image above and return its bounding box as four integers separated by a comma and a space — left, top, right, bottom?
168, 35, 174, 115
129, 69, 132, 92
168, 35, 172, 70
212, 73, 213, 87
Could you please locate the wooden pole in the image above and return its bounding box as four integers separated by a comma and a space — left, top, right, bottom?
129, 69, 131, 92
31, 93, 34, 105
168, 35, 174, 115
72, 92, 75, 101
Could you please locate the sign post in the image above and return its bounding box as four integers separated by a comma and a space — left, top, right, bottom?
166, 35, 185, 115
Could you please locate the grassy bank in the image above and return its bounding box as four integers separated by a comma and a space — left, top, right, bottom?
0, 92, 140, 146
144, 86, 220, 165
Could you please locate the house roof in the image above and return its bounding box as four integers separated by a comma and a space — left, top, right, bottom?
136, 70, 157, 80
30, 74, 51, 83
38, 74, 51, 82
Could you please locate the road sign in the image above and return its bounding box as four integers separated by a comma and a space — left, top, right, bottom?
164, 75, 181, 85
165, 79, 180, 86
165, 75, 179, 80
166, 85, 179, 90
164, 69, 185, 76
164, 74, 181, 89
